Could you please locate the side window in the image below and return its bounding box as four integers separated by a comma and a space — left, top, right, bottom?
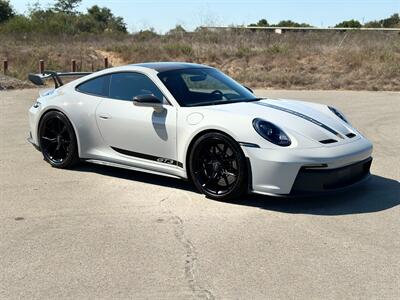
109, 72, 164, 101
77, 75, 110, 97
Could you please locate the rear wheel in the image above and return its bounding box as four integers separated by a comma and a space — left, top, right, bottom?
38, 111, 79, 169
189, 132, 247, 201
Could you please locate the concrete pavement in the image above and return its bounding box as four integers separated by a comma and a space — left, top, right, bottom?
0, 89, 399, 299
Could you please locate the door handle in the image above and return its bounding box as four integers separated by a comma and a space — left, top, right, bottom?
99, 114, 111, 120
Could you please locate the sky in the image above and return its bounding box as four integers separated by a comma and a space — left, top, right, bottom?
10, 0, 400, 33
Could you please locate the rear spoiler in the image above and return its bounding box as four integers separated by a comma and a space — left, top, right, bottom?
28, 71, 92, 88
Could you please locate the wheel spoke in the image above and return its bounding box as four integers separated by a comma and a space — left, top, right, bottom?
222, 174, 230, 186
212, 145, 218, 156
202, 174, 218, 188
60, 125, 68, 137
63, 139, 71, 145
59, 144, 67, 156
42, 136, 57, 142
225, 171, 237, 178
222, 144, 228, 157
215, 144, 224, 154
212, 170, 219, 179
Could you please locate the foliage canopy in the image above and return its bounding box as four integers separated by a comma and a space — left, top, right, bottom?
0, 1, 127, 34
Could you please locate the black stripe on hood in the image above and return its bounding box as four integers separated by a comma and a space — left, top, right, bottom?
255, 102, 344, 139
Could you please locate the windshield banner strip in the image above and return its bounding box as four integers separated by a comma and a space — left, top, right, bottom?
255, 102, 344, 139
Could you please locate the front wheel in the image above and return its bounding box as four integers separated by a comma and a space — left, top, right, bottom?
38, 111, 79, 169
188, 132, 247, 201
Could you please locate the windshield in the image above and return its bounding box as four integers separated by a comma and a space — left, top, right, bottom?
157, 68, 259, 107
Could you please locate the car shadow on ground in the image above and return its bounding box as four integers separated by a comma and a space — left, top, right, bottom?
229, 175, 400, 215
75, 163, 399, 216
75, 162, 195, 192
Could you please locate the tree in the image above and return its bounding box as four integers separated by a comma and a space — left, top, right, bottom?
364, 20, 382, 28
249, 18, 269, 27
0, 0, 15, 23
87, 5, 127, 32
249, 19, 312, 27
363, 13, 399, 28
87, 5, 111, 25
274, 20, 311, 27
335, 19, 362, 28
1, 0, 128, 34
167, 25, 186, 35
54, 0, 82, 14
381, 13, 400, 28
257, 19, 269, 27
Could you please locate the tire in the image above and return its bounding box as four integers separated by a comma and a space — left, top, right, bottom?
38, 111, 79, 169
188, 132, 247, 201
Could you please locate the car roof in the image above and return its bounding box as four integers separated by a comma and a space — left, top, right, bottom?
131, 62, 212, 72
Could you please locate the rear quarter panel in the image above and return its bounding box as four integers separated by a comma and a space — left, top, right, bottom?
37, 85, 104, 158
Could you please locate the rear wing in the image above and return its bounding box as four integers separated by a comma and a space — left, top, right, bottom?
28, 71, 92, 88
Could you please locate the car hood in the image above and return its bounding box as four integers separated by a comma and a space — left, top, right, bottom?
199, 98, 359, 146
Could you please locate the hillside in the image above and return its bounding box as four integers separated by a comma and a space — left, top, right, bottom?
1, 30, 399, 90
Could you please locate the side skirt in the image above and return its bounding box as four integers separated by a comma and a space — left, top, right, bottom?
84, 159, 183, 180
111, 146, 183, 168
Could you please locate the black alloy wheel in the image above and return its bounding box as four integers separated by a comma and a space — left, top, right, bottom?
39, 111, 79, 168
189, 132, 247, 200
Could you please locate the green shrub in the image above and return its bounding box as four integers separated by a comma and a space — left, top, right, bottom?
0, 3, 127, 35
163, 43, 193, 56
0, 0, 14, 23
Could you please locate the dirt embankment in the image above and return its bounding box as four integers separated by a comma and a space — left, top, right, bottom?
1, 30, 399, 91
94, 49, 125, 67
0, 74, 33, 90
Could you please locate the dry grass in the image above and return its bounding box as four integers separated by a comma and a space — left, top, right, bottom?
1, 30, 399, 90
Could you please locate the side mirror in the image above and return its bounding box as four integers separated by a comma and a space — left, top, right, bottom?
244, 85, 254, 94
133, 94, 162, 105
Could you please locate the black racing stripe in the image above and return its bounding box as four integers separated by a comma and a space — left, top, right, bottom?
111, 147, 183, 168
255, 102, 344, 139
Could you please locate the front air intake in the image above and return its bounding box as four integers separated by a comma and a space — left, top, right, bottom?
346, 133, 356, 138
319, 139, 337, 144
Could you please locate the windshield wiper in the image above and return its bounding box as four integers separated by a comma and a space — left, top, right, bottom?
246, 97, 263, 102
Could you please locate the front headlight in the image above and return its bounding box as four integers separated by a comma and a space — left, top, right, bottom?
252, 118, 291, 146
328, 106, 348, 123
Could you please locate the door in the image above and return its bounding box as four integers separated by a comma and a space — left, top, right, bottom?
95, 72, 177, 166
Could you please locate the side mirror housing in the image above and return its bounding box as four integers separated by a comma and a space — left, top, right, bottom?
133, 94, 162, 105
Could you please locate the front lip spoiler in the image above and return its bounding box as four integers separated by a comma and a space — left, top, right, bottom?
251, 174, 372, 198
289, 173, 372, 198
27, 137, 41, 152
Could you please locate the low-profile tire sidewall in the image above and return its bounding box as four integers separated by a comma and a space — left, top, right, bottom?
39, 111, 79, 169
189, 132, 247, 201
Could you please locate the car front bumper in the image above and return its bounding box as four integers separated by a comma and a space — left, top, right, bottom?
242, 137, 373, 196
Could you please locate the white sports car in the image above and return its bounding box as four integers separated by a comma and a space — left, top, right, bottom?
28, 62, 373, 200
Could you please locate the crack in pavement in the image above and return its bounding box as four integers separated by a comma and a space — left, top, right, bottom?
159, 194, 215, 300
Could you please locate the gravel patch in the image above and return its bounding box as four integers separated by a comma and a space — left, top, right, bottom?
0, 74, 34, 90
